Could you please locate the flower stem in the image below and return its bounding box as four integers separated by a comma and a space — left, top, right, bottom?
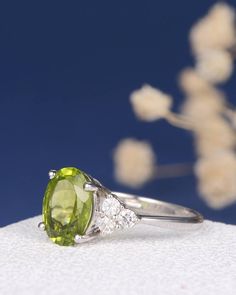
153, 163, 193, 179
224, 108, 236, 128
166, 112, 194, 130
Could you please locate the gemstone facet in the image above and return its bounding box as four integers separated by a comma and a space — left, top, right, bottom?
43, 167, 93, 246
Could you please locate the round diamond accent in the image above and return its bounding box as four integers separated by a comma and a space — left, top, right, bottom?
101, 197, 121, 217
118, 209, 139, 229
97, 216, 116, 234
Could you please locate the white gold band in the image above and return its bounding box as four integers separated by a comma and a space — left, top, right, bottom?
114, 192, 204, 230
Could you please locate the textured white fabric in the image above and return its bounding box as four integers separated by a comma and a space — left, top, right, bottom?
0, 216, 236, 295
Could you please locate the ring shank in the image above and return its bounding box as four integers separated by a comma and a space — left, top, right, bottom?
114, 192, 204, 230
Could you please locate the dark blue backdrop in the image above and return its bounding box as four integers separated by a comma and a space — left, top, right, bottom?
0, 0, 236, 226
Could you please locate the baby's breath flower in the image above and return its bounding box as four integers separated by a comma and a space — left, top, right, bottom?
113, 138, 156, 188
130, 85, 173, 121
196, 49, 233, 84
194, 116, 236, 157
178, 68, 214, 95
190, 3, 236, 55
195, 151, 236, 209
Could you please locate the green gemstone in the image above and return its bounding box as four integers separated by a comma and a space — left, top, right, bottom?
43, 167, 93, 246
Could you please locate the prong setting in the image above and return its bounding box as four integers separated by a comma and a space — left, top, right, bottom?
38, 222, 46, 231
74, 234, 96, 244
48, 170, 57, 179
83, 182, 99, 192
74, 235, 83, 244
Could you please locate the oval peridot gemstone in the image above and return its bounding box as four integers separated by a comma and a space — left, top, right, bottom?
43, 167, 93, 246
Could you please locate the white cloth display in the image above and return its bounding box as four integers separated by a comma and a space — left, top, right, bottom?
0, 216, 236, 295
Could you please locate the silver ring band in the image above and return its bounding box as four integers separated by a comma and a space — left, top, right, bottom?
115, 192, 204, 229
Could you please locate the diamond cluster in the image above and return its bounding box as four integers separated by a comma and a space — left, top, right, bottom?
96, 195, 139, 235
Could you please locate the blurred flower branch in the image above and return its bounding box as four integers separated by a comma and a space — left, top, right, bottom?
113, 3, 236, 209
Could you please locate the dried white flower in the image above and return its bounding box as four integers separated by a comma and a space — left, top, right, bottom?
181, 90, 225, 120
130, 84, 173, 121
195, 151, 236, 209
113, 138, 156, 187
196, 49, 234, 84
194, 116, 236, 157
190, 3, 236, 55
178, 68, 214, 95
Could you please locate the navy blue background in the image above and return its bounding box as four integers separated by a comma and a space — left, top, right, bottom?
0, 0, 236, 226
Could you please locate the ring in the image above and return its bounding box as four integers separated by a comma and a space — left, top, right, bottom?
38, 167, 204, 246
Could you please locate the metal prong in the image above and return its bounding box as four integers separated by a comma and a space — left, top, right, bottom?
38, 222, 46, 231
83, 182, 98, 192
48, 170, 57, 179
74, 234, 95, 244
74, 235, 84, 244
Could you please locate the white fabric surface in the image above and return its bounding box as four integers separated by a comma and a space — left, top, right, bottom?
0, 216, 236, 295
